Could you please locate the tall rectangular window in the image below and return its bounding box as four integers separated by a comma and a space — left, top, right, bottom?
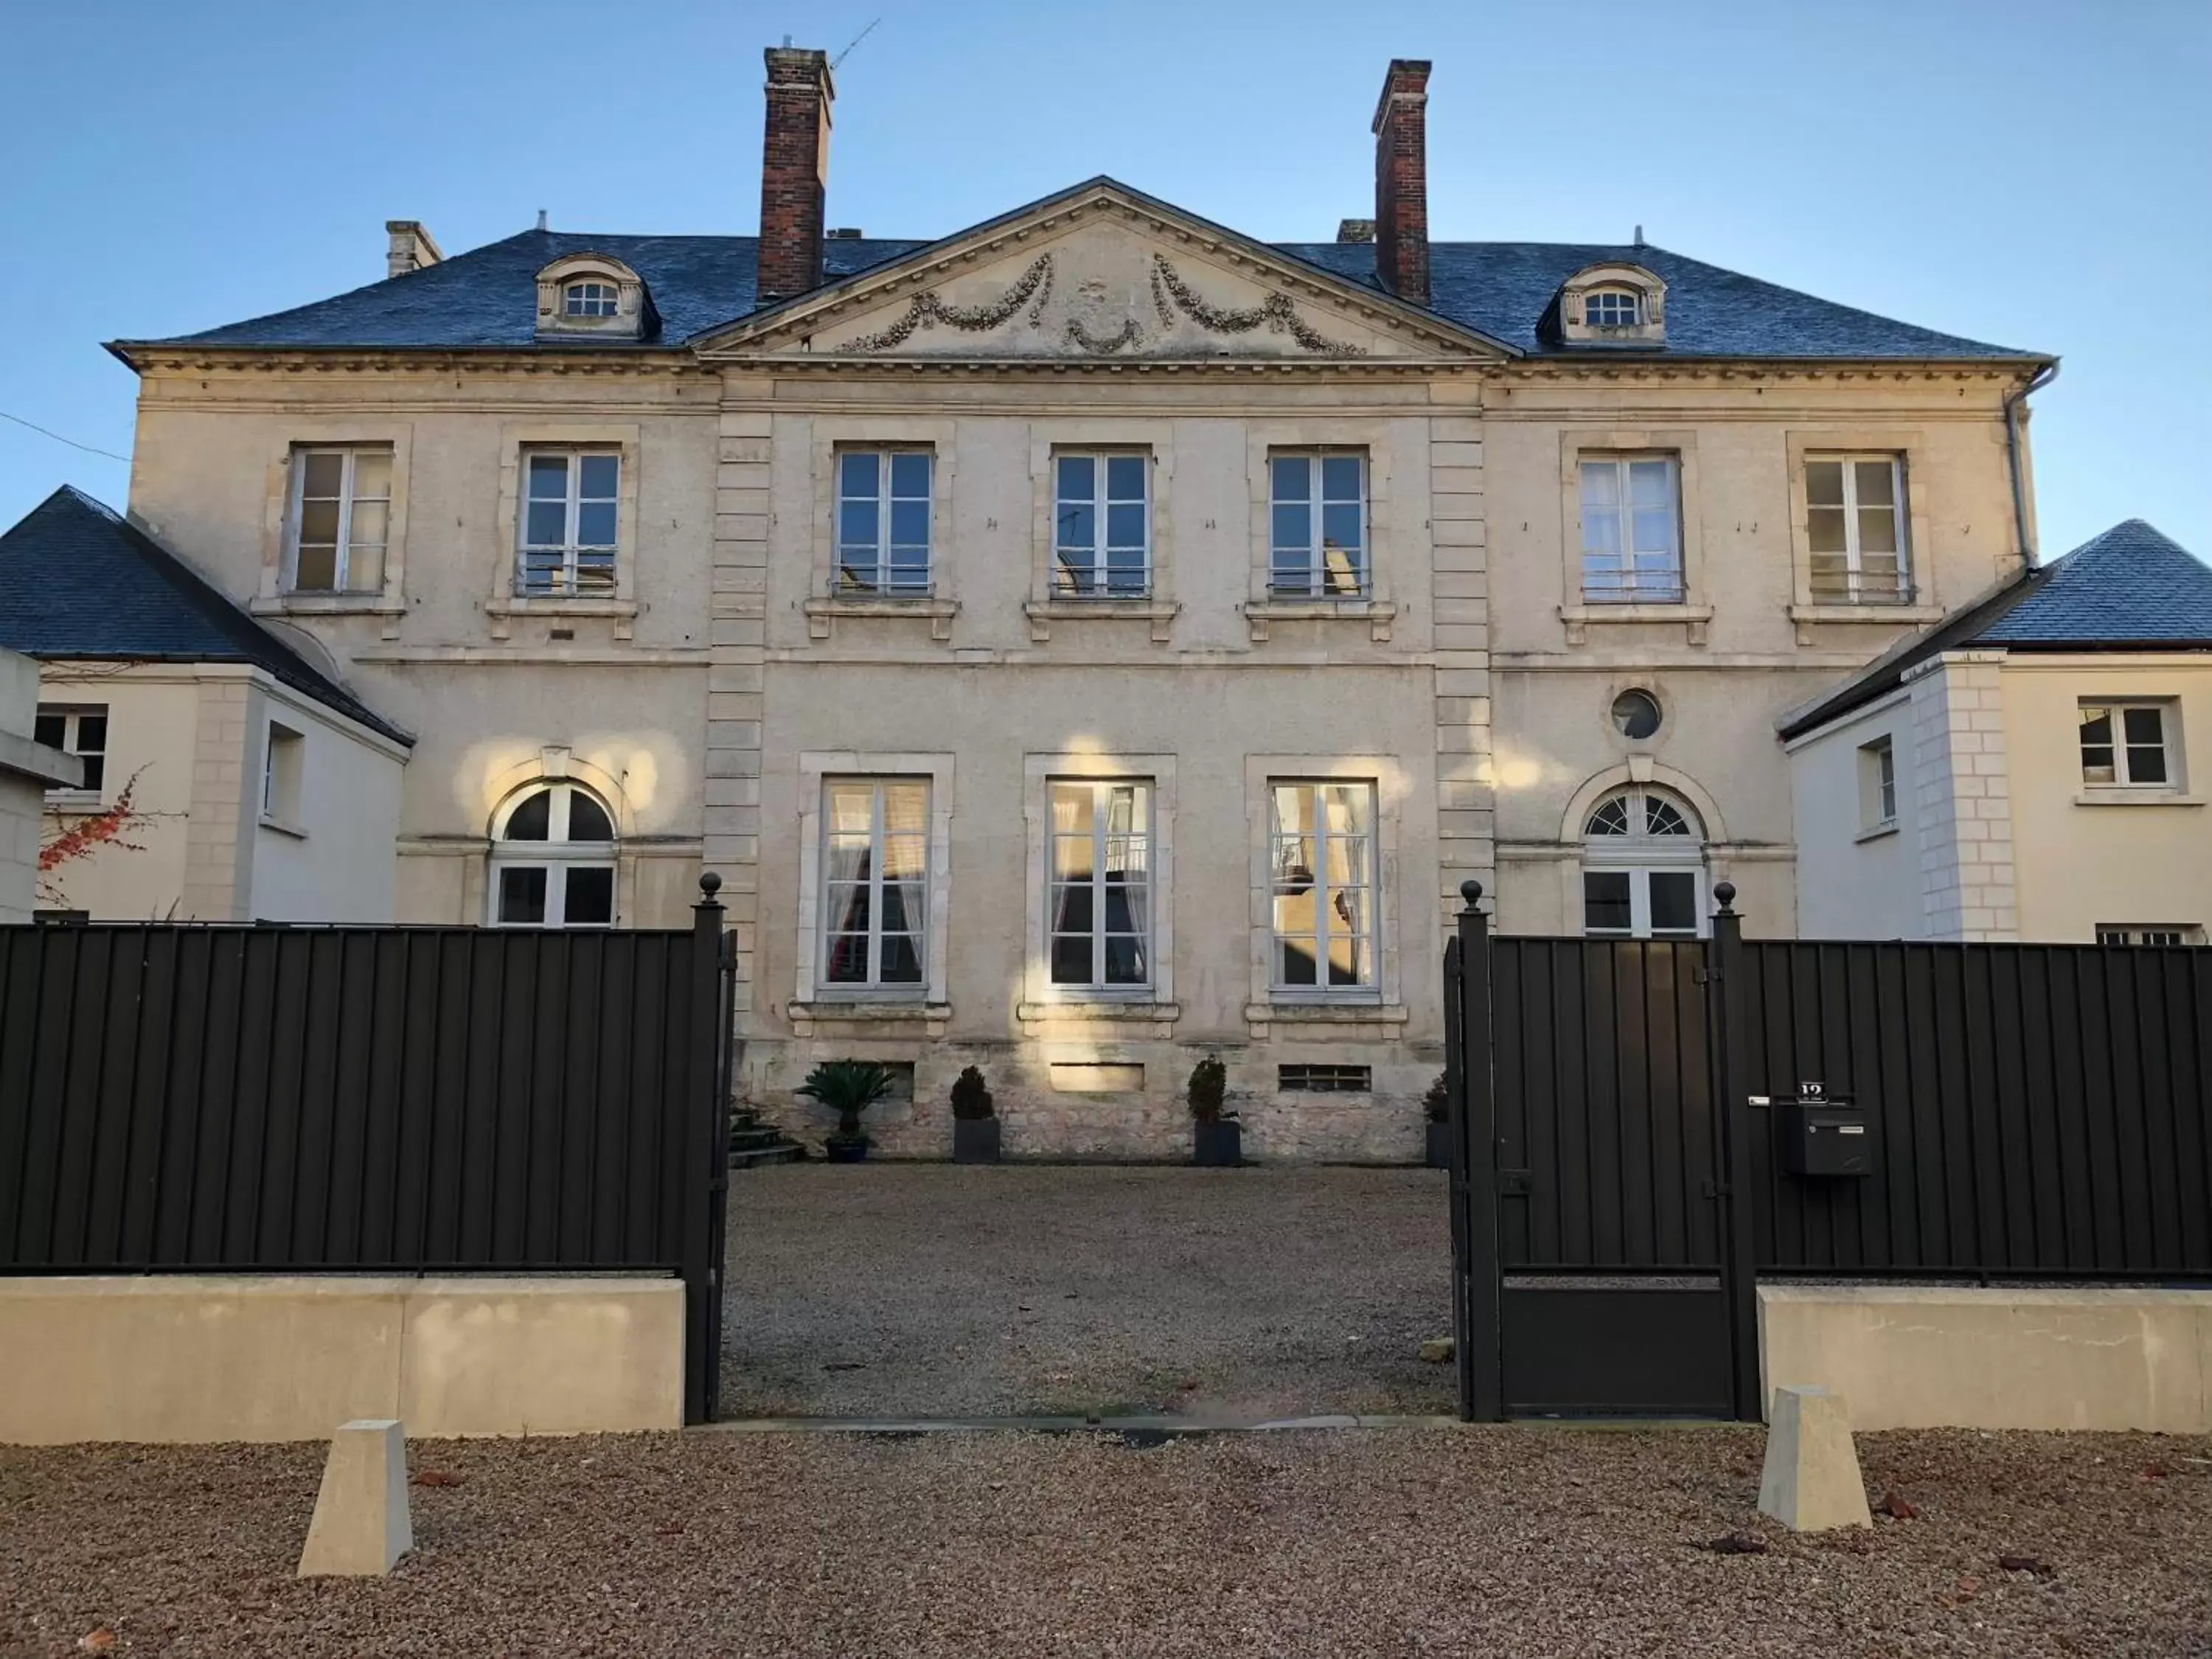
1048, 780, 1152, 990
1054, 453, 1150, 597
1270, 451, 1368, 597
2079, 702, 2174, 787
262, 723, 305, 823
835, 450, 933, 595
288, 447, 392, 593
1579, 456, 1683, 602
518, 449, 619, 597
1269, 780, 1377, 990
1807, 456, 1908, 602
33, 706, 106, 794
1858, 736, 1897, 830
821, 780, 929, 991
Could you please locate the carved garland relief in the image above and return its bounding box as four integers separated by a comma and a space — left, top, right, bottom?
840, 252, 1368, 357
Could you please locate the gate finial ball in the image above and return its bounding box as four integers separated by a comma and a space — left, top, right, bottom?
699, 871, 723, 897
1459, 879, 1484, 906
1714, 880, 1736, 913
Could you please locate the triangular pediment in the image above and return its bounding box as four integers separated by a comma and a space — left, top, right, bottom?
694, 179, 1512, 363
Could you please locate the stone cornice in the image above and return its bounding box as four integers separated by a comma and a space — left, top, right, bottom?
114, 346, 712, 380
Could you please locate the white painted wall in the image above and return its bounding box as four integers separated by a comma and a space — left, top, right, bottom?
1787, 688, 1923, 939
243, 681, 406, 922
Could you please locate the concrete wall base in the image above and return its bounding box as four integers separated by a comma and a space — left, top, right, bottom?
0, 1275, 685, 1444
1759, 1284, 2212, 1433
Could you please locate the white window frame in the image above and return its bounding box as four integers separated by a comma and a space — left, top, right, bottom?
1806, 453, 1910, 603
833, 448, 934, 597
1582, 288, 1642, 327
1046, 778, 1155, 994
261, 720, 305, 830
816, 777, 933, 997
1052, 451, 1152, 599
1020, 753, 1177, 1019
1267, 778, 1381, 996
1267, 449, 1369, 598
2079, 700, 2177, 789
1582, 787, 1707, 940
1858, 736, 1898, 832
563, 280, 619, 318
517, 447, 621, 598
285, 445, 392, 595
1578, 454, 1684, 604
34, 706, 107, 799
487, 782, 619, 929
2096, 924, 2204, 946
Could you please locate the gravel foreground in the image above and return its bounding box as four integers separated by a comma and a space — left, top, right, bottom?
721, 1164, 1453, 1418
4, 1427, 2208, 1657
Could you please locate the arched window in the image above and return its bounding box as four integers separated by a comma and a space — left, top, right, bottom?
490, 782, 616, 928
1582, 786, 1703, 939
563, 279, 619, 318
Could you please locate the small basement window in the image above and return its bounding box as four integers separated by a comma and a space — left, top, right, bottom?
2096, 924, 2204, 947
1279, 1064, 1372, 1093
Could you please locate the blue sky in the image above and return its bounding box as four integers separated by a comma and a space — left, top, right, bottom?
2, 0, 2206, 558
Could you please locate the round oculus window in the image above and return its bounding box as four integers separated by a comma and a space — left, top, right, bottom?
1611, 689, 1662, 740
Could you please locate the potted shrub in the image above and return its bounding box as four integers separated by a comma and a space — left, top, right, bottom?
1424, 1071, 1453, 1169
1189, 1055, 1241, 1166
950, 1065, 1001, 1164
796, 1060, 894, 1163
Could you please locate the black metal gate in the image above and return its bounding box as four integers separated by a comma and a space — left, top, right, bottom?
1446, 880, 1759, 1420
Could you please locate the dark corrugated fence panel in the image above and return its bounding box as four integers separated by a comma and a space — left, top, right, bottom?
0, 924, 709, 1277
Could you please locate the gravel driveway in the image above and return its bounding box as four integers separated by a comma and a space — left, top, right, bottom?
6, 1427, 2207, 1656
720, 1164, 1453, 1419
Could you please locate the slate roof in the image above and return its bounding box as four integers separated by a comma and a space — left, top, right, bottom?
0, 487, 412, 745
1781, 520, 2212, 740
116, 184, 2042, 362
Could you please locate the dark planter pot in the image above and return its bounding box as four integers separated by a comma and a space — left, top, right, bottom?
1425, 1119, 1453, 1169
824, 1135, 870, 1164
1193, 1119, 1243, 1167
953, 1116, 1002, 1164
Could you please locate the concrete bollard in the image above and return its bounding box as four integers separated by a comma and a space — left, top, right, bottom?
296, 1419, 413, 1576
1757, 1384, 1872, 1531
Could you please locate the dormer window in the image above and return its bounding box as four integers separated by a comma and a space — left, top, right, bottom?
1550, 262, 1668, 347
535, 254, 654, 340
1582, 288, 1642, 327
563, 280, 619, 319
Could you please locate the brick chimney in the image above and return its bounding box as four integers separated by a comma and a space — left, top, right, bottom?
385, 220, 442, 281
1371, 59, 1430, 306
757, 46, 834, 305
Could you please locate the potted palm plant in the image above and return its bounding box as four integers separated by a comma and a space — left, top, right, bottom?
796, 1060, 894, 1163
1424, 1071, 1453, 1169
1189, 1055, 1241, 1166
950, 1065, 1001, 1164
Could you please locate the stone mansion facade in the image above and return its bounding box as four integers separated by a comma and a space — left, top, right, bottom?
54, 50, 2057, 1158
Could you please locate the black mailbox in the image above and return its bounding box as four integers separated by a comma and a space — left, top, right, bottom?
1775, 1088, 1874, 1177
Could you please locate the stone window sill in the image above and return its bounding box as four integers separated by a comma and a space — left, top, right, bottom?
787, 999, 952, 1037
1024, 599, 1180, 643
485, 595, 638, 641
1016, 999, 1180, 1030
1789, 602, 1947, 645
2073, 790, 2205, 808
1559, 602, 1714, 647
1854, 821, 1900, 844
44, 789, 103, 813
1244, 999, 1408, 1037
258, 813, 308, 841
1243, 599, 1398, 643
803, 595, 960, 641
250, 594, 406, 617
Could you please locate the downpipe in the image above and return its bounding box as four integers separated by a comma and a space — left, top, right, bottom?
2003, 361, 2060, 568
